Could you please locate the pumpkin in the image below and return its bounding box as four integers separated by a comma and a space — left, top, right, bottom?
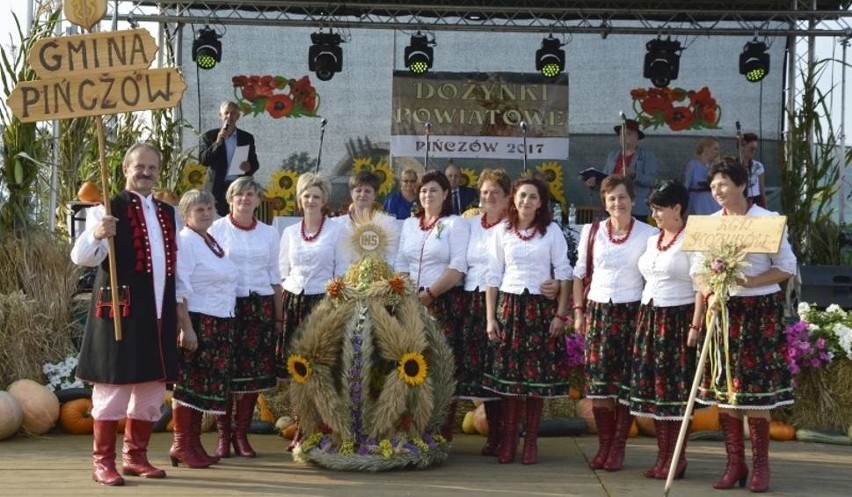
281, 422, 298, 440
116, 417, 127, 434
59, 397, 94, 435
690, 405, 721, 432
77, 181, 103, 203
635, 416, 656, 437
7, 379, 60, 436
0, 391, 24, 440
256, 394, 276, 423
461, 411, 477, 434
568, 387, 582, 400
575, 398, 595, 434
769, 421, 796, 441
628, 420, 639, 438
472, 403, 488, 436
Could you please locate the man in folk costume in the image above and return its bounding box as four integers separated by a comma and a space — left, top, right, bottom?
71, 143, 179, 486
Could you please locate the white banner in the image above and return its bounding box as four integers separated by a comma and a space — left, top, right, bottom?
390, 135, 569, 160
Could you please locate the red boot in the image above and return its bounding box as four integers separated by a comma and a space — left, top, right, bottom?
748, 417, 771, 493
643, 419, 668, 478
92, 420, 125, 486
713, 413, 748, 489
481, 400, 502, 456
498, 397, 520, 464
658, 420, 687, 480
121, 418, 166, 478
603, 403, 633, 471
190, 409, 219, 465
589, 407, 615, 470
440, 400, 457, 443
215, 398, 232, 459
521, 397, 543, 465
232, 393, 258, 457
169, 405, 211, 469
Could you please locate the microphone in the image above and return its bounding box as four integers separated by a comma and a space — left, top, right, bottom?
619, 111, 626, 121
520, 121, 527, 131
425, 122, 432, 131
321, 118, 328, 128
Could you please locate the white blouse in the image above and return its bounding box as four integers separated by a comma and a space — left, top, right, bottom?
279, 217, 346, 295
638, 233, 698, 307
464, 213, 502, 292
574, 220, 658, 304
332, 212, 401, 268
209, 217, 281, 297
486, 222, 573, 295
175, 227, 239, 318
689, 205, 797, 297
394, 215, 470, 289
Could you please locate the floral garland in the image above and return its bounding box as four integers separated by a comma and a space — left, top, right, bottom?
232, 74, 320, 119
630, 86, 721, 132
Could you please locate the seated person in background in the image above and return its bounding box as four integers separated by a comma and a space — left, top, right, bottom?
586, 119, 659, 221
383, 167, 419, 219
445, 162, 478, 215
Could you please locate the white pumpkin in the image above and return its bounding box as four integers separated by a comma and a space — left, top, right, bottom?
0, 391, 24, 440
7, 379, 60, 436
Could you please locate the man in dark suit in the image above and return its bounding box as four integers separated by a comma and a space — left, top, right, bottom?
444, 162, 478, 215
199, 101, 260, 216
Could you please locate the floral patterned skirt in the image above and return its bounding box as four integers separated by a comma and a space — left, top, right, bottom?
630, 303, 697, 419
231, 293, 277, 393
482, 291, 571, 397
456, 291, 498, 400
426, 286, 467, 393
276, 291, 324, 379
697, 293, 794, 409
173, 312, 232, 414
584, 300, 640, 402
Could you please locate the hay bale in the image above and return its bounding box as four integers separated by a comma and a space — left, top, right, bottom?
776, 360, 852, 432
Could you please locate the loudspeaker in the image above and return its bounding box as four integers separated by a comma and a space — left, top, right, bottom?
797, 265, 852, 309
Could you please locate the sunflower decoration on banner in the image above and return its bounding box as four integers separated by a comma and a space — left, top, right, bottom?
232, 74, 320, 119
353, 157, 395, 198
180, 163, 208, 192
536, 161, 567, 207
287, 213, 455, 472
459, 168, 479, 189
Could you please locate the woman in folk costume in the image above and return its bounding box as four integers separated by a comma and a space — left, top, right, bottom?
483, 176, 573, 464
572, 175, 657, 471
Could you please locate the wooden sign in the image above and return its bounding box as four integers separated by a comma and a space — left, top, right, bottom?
64, 0, 108, 32
681, 215, 788, 254
29, 29, 158, 79
7, 67, 186, 122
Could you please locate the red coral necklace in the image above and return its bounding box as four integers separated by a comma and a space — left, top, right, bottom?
481, 212, 504, 230
229, 214, 257, 231
514, 224, 538, 241
419, 214, 440, 231
606, 217, 634, 245
194, 229, 225, 258
301, 216, 325, 242
656, 225, 685, 252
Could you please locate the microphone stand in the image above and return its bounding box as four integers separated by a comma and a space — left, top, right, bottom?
620, 112, 627, 175
424, 122, 432, 170
735, 120, 744, 166
315, 119, 327, 173
521, 122, 528, 174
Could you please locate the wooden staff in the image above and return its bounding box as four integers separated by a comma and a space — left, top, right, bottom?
663, 312, 717, 496
95, 114, 123, 341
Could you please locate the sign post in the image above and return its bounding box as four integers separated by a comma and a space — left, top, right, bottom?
5, 2, 186, 341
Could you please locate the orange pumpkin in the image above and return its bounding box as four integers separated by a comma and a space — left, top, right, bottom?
769, 421, 796, 441
628, 420, 640, 438
7, 379, 60, 436
568, 387, 582, 400
281, 422, 298, 440
77, 181, 103, 203
59, 398, 94, 434
575, 398, 595, 434
635, 416, 656, 437
690, 405, 721, 432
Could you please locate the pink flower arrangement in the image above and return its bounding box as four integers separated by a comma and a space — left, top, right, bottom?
564, 331, 586, 368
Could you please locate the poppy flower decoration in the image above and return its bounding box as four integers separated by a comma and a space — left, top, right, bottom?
397, 351, 428, 387
287, 354, 313, 384
232, 74, 321, 119
630, 86, 721, 132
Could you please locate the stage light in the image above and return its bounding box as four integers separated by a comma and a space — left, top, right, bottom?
643, 38, 681, 88
739, 40, 770, 82
192, 26, 221, 70
536, 36, 564, 79
404, 32, 433, 75
309, 32, 343, 81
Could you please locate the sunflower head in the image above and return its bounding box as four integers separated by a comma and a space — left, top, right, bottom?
287, 354, 312, 384
372, 160, 395, 196
269, 169, 298, 193
460, 168, 478, 188
352, 157, 373, 174
265, 187, 292, 215
398, 352, 428, 386
181, 164, 208, 191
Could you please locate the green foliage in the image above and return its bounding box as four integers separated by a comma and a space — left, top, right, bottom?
280, 151, 316, 173
779, 60, 842, 265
